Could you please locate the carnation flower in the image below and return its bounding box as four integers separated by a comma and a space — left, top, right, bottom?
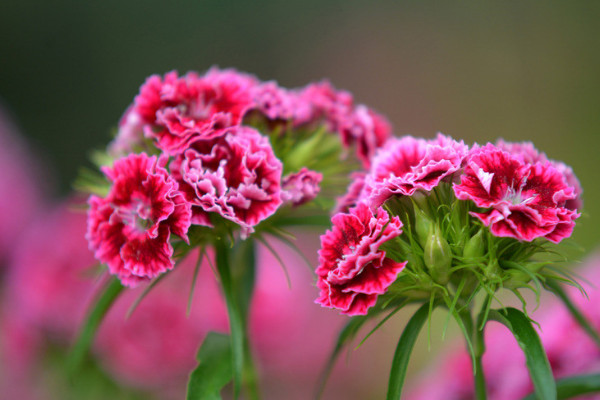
333, 171, 368, 214
316, 202, 406, 316
281, 168, 322, 206
453, 144, 580, 243
171, 126, 283, 236
496, 139, 583, 211
250, 81, 296, 121
366, 134, 468, 208
87, 153, 192, 286
293, 80, 354, 129
113, 69, 258, 155
339, 105, 392, 168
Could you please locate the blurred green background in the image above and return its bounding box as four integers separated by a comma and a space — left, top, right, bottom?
1, 1, 599, 397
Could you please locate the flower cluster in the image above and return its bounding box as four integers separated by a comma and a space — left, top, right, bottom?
85, 68, 391, 286
316, 135, 582, 315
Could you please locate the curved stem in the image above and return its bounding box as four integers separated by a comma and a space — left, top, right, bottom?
473, 324, 487, 400
474, 295, 492, 400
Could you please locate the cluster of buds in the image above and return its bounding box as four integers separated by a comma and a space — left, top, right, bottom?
82, 67, 392, 286
315, 134, 582, 315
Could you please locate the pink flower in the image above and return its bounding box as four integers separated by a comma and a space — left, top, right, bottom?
339, 105, 392, 167
293, 80, 354, 129
250, 81, 296, 121
114, 69, 257, 155
333, 172, 368, 214
496, 139, 583, 211
281, 168, 322, 206
87, 153, 192, 286
171, 126, 283, 236
316, 202, 406, 316
367, 134, 468, 207
453, 144, 580, 243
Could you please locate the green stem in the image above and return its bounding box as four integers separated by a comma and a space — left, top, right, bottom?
473, 325, 487, 400
214, 238, 261, 400
474, 296, 492, 400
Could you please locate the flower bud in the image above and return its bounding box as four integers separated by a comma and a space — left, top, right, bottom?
414, 207, 434, 247
463, 228, 485, 260
424, 225, 452, 284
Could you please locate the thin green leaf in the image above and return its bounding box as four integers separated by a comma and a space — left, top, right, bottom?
187, 247, 206, 317
489, 308, 556, 400
315, 316, 368, 399
186, 332, 233, 400
356, 301, 409, 349
126, 273, 168, 319
522, 373, 600, 400
546, 279, 600, 348
443, 277, 466, 339
256, 236, 291, 289
386, 302, 431, 400
67, 277, 124, 376
268, 230, 315, 274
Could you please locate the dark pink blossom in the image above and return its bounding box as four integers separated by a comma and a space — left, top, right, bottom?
293, 80, 354, 129
171, 126, 283, 236
250, 81, 296, 121
496, 139, 583, 211
339, 105, 392, 167
281, 168, 322, 206
367, 134, 468, 207
87, 153, 191, 286
333, 172, 368, 214
114, 69, 258, 155
316, 202, 406, 316
454, 144, 579, 243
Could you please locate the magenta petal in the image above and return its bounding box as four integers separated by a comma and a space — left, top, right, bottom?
315, 202, 406, 316
87, 153, 192, 286
343, 258, 407, 295
456, 144, 580, 243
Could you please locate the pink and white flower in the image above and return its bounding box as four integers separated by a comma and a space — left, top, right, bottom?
367, 134, 468, 208
87, 153, 191, 286
316, 202, 406, 316
496, 139, 583, 211
281, 168, 322, 206
114, 69, 258, 155
171, 126, 283, 236
339, 105, 392, 167
453, 144, 580, 243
